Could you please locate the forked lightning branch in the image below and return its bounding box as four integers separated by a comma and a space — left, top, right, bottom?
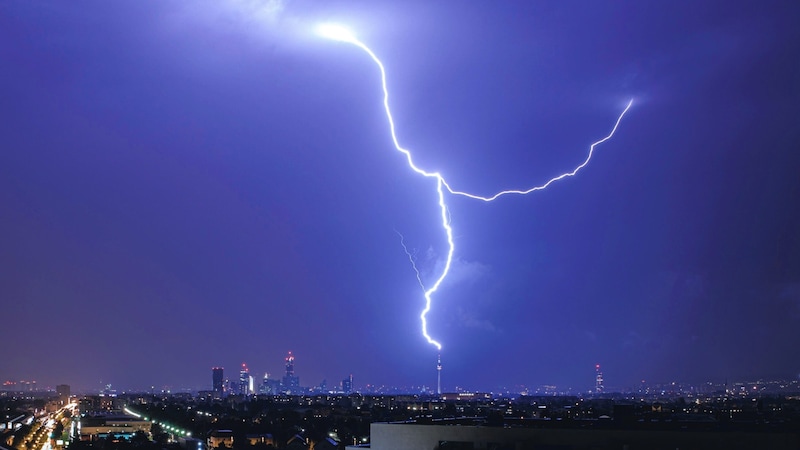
316, 23, 633, 351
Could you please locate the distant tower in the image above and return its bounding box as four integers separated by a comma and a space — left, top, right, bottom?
282, 351, 300, 393
285, 352, 294, 377
341, 374, 353, 394
262, 373, 280, 395
595, 364, 604, 393
239, 363, 250, 395
212, 367, 224, 394
437, 354, 442, 395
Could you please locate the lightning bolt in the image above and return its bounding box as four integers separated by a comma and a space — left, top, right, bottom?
394, 230, 443, 348
317, 23, 633, 351
395, 230, 426, 293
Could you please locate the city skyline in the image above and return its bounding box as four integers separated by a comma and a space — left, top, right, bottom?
5, 362, 800, 396
2, 1, 799, 392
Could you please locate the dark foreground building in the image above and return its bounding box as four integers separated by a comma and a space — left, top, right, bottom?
356, 421, 798, 450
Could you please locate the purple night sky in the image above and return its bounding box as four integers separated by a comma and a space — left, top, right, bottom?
1, 0, 799, 392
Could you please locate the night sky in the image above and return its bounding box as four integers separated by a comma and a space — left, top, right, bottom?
2, 1, 799, 393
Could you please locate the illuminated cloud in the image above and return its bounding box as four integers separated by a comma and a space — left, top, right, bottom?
456, 306, 498, 332
231, 0, 286, 22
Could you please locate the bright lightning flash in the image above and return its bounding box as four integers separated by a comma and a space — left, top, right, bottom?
317, 22, 633, 351
315, 24, 359, 44
395, 231, 425, 293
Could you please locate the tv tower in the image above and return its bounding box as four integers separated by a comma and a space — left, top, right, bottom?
437, 354, 442, 395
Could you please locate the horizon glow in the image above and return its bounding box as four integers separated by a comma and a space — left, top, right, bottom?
317, 22, 633, 351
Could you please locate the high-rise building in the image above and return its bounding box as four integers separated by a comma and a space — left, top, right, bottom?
212, 367, 224, 394
595, 364, 604, 393
341, 375, 353, 394
282, 351, 300, 393
285, 352, 294, 377
262, 373, 281, 395
239, 363, 250, 395
56, 384, 70, 403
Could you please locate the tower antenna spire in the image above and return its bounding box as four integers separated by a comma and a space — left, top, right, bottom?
437, 354, 442, 395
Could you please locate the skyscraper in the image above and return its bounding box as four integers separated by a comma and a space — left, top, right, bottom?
341, 374, 353, 394
212, 367, 224, 394
239, 363, 250, 395
56, 384, 70, 403
595, 364, 604, 393
282, 351, 300, 393
285, 352, 294, 377
262, 373, 280, 395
